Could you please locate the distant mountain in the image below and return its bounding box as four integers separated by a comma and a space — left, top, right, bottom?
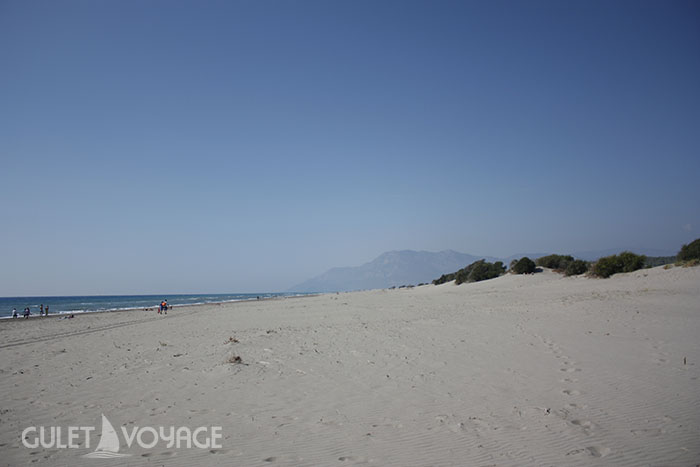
289, 250, 499, 293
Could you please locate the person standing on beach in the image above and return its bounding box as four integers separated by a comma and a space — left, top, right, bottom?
45, 305, 49, 316
23, 307, 30, 319
12, 308, 18, 318
40, 304, 44, 316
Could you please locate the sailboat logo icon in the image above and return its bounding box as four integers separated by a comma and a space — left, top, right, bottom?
82, 414, 131, 458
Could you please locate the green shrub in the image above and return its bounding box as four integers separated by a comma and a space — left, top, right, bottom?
678, 238, 700, 261
432, 273, 455, 285
592, 255, 623, 278
536, 254, 574, 270
592, 252, 646, 278
564, 259, 589, 276
619, 251, 646, 272
474, 260, 506, 282
455, 260, 503, 284
453, 266, 470, 285
434, 260, 506, 285
512, 257, 536, 274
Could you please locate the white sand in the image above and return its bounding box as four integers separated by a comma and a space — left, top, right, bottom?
1, 265, 699, 466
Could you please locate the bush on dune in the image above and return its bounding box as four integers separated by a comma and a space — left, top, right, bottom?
564, 259, 589, 276
618, 251, 646, 272
536, 254, 574, 271
677, 238, 700, 262
592, 255, 622, 278
431, 240, 697, 286
432, 273, 456, 285
592, 252, 646, 278
511, 257, 536, 274
433, 260, 506, 285
456, 260, 506, 284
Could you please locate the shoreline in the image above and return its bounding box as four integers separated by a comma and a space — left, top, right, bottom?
0, 292, 319, 322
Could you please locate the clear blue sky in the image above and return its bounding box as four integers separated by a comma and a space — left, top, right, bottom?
1, 0, 699, 295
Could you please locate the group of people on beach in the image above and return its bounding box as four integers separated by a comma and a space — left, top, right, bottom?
11, 300, 173, 319
12, 304, 49, 319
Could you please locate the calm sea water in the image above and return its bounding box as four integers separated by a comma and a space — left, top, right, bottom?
0, 293, 310, 318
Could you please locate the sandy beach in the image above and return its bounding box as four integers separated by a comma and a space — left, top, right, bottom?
1, 265, 698, 466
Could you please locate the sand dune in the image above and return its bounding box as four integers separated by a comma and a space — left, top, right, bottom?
1, 266, 698, 466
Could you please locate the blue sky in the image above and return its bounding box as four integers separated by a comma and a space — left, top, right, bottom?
1, 0, 699, 295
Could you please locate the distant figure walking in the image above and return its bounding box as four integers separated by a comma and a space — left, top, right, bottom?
40, 304, 44, 316
12, 308, 18, 318
23, 307, 30, 319
45, 305, 49, 316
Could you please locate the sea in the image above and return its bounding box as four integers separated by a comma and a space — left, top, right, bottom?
0, 293, 311, 319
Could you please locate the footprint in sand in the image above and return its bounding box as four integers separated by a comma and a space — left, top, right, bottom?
586, 446, 611, 457
562, 389, 581, 396
570, 419, 596, 431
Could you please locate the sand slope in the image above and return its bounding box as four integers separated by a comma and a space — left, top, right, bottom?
1, 266, 699, 466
